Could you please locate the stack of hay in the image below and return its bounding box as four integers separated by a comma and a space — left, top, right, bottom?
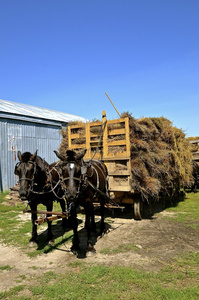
121, 113, 193, 201
59, 113, 194, 202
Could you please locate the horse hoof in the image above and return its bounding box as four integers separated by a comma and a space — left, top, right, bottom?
71, 244, 80, 255
48, 240, 54, 246
28, 241, 37, 248
86, 249, 96, 257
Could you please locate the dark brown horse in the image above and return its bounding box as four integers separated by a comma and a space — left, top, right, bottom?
14, 150, 66, 246
54, 149, 108, 254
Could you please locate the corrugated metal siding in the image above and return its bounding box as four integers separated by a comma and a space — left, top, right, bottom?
0, 118, 63, 191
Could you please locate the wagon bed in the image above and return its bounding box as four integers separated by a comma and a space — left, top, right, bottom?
67, 110, 142, 219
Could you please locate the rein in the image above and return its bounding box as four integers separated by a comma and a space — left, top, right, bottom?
62, 177, 81, 182
19, 178, 33, 182
30, 165, 65, 199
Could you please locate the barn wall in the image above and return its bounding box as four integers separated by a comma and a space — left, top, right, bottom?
0, 118, 63, 191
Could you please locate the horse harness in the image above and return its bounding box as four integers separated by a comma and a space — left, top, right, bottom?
57, 160, 108, 201
16, 160, 64, 200
15, 160, 37, 188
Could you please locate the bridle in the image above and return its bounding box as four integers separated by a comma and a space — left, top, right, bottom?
16, 161, 37, 185
16, 160, 64, 199
57, 161, 86, 201
57, 160, 106, 201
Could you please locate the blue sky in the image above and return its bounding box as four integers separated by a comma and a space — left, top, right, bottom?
0, 0, 198, 137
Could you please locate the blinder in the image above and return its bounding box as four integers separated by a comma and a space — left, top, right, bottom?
14, 162, 20, 175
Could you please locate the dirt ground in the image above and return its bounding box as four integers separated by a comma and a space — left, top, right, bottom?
0, 204, 199, 292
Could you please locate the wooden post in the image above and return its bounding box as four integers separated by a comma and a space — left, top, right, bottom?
102, 110, 108, 159
125, 117, 130, 157
68, 126, 71, 149
86, 123, 91, 158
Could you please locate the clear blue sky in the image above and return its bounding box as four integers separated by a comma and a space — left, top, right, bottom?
0, 0, 198, 137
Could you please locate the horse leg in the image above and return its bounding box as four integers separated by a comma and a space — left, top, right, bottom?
29, 204, 38, 247
69, 203, 80, 253
85, 201, 95, 253
59, 199, 67, 228
46, 201, 54, 245
90, 202, 96, 233
99, 197, 106, 235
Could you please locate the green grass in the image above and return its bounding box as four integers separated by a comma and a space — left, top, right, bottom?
100, 243, 139, 255
163, 191, 199, 229
1, 260, 199, 300
0, 191, 199, 299
0, 192, 73, 256
0, 264, 12, 271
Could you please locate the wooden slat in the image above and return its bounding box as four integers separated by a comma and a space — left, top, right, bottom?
107, 140, 126, 146
109, 186, 132, 192
68, 124, 85, 129
106, 152, 128, 158
90, 133, 101, 137
108, 128, 126, 135
107, 118, 126, 124
108, 170, 131, 176
90, 140, 100, 144
70, 133, 85, 139
70, 144, 86, 149
89, 121, 102, 126
103, 156, 130, 161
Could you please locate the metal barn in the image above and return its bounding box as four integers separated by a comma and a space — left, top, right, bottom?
0, 99, 87, 191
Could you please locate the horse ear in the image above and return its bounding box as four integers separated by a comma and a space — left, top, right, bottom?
54, 150, 66, 161
75, 149, 87, 160
30, 150, 38, 161
17, 151, 22, 162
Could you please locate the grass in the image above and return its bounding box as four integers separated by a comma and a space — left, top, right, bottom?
0, 190, 199, 299
1, 261, 199, 299
0, 265, 12, 271
163, 190, 199, 229
0, 192, 74, 256
100, 243, 139, 255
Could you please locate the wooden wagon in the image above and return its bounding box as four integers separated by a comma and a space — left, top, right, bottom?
66, 110, 142, 220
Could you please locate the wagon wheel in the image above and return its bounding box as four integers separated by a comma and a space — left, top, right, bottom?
134, 200, 143, 220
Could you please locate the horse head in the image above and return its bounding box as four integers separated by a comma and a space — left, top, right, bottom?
54, 149, 87, 203
14, 150, 38, 200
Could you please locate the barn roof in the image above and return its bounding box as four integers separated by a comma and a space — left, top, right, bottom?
0, 99, 87, 125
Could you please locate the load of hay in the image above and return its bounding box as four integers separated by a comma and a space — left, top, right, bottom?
59, 113, 194, 202
121, 112, 193, 200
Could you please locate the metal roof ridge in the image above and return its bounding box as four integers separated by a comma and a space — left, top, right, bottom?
0, 99, 88, 122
